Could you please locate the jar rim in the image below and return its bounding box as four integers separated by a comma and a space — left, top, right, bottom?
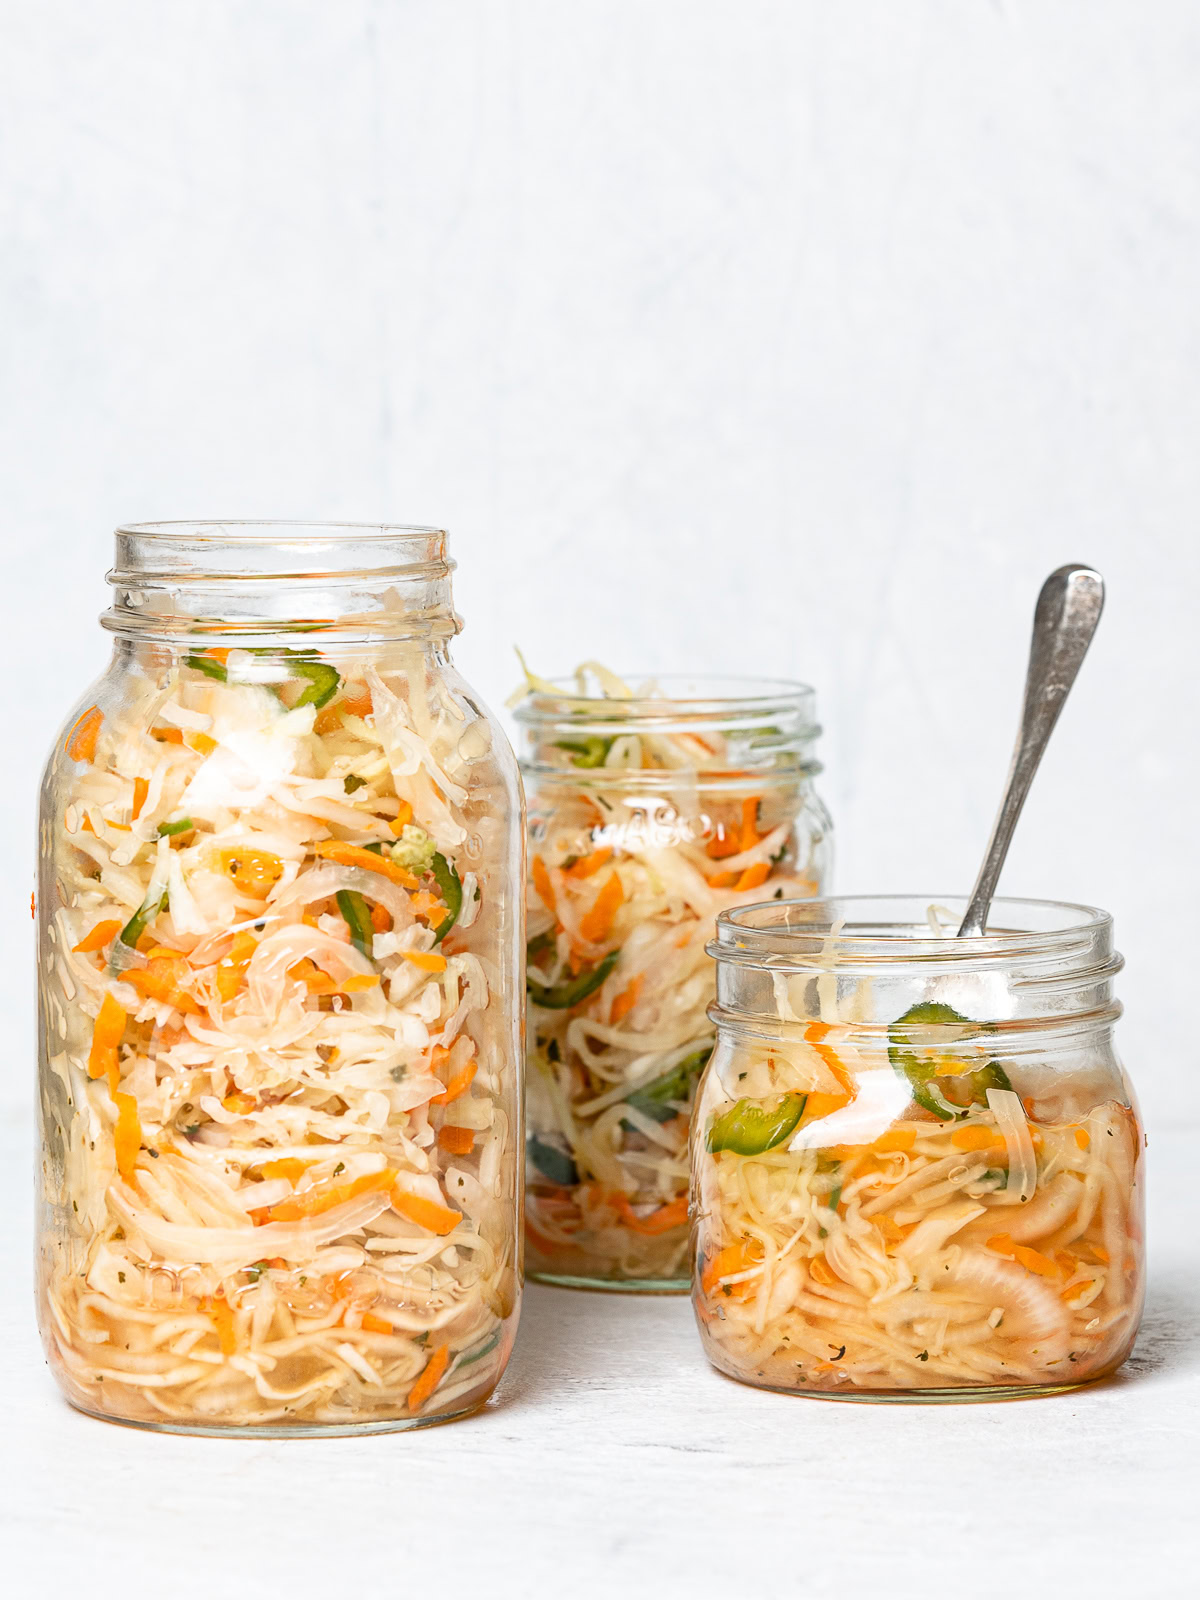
116, 519, 447, 543
711, 894, 1113, 970
513, 672, 816, 724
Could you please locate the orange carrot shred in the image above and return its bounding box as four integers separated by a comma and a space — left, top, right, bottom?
567, 847, 612, 879
431, 1058, 477, 1107
361, 1312, 392, 1335
610, 974, 643, 1024
312, 839, 419, 890
208, 1294, 237, 1356
809, 1254, 839, 1287
734, 861, 770, 891
74, 920, 123, 955
389, 800, 414, 834
113, 1090, 142, 1182
131, 777, 149, 820
392, 1188, 462, 1236
265, 1168, 393, 1223
437, 1125, 476, 1156
579, 871, 623, 943
402, 950, 447, 973
610, 1192, 688, 1235
407, 1344, 449, 1411
740, 795, 761, 850
65, 705, 103, 763
532, 855, 556, 912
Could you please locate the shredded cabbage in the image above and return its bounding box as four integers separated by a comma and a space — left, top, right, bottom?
693, 1011, 1144, 1393
517, 664, 829, 1286
39, 646, 517, 1429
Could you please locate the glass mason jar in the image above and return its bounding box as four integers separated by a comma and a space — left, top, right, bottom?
693, 896, 1145, 1400
515, 672, 831, 1291
36, 522, 523, 1435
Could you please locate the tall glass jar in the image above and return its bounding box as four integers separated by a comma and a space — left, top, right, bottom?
37, 522, 523, 1434
693, 896, 1145, 1400
514, 672, 831, 1291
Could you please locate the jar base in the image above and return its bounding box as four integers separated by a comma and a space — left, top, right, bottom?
529, 1270, 688, 1295
705, 1358, 1119, 1404
64, 1393, 492, 1438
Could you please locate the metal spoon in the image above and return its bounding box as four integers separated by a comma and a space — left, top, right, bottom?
957, 563, 1105, 938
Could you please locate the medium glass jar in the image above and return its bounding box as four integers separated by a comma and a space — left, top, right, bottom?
693, 896, 1145, 1400
514, 671, 831, 1291
37, 522, 523, 1435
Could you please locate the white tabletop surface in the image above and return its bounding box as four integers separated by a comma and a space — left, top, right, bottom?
2, 1117, 1196, 1600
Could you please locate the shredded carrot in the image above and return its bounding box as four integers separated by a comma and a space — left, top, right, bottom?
87, 992, 127, 1091
389, 800, 414, 834
407, 1344, 449, 1411
734, 861, 770, 892
804, 1022, 857, 1099
1083, 1242, 1110, 1264
313, 706, 343, 735
402, 950, 447, 973
392, 1187, 462, 1236
532, 855, 556, 912
113, 1091, 142, 1181
952, 1124, 1003, 1152
799, 1091, 851, 1124
610, 1193, 688, 1235
700, 1238, 762, 1298
707, 870, 738, 889
126, 954, 200, 1014
220, 847, 284, 897
287, 957, 339, 996
1074, 1127, 1091, 1150
313, 839, 419, 890
188, 732, 218, 756
73, 919, 123, 955
65, 705, 103, 763
152, 726, 184, 744
874, 1128, 916, 1153
215, 931, 258, 1001
208, 1294, 237, 1356
610, 974, 643, 1024
437, 1125, 476, 1156
131, 777, 149, 820
203, 647, 231, 665
740, 795, 761, 851
431, 1058, 477, 1107
265, 1168, 394, 1223
262, 1158, 311, 1183
1013, 1244, 1060, 1278
410, 891, 448, 930
361, 1312, 392, 1335
875, 1216, 911, 1244
809, 1254, 839, 1287
705, 824, 740, 860
341, 973, 381, 992
370, 901, 392, 933
566, 847, 612, 879
222, 1091, 255, 1115
579, 871, 623, 943
1061, 1278, 1096, 1303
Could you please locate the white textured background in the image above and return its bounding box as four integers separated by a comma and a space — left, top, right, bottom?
2, 4, 1198, 1589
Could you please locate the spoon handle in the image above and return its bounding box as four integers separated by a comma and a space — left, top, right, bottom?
957, 564, 1105, 938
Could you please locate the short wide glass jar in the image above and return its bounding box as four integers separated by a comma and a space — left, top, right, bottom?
37, 522, 523, 1434
693, 897, 1145, 1400
515, 672, 831, 1291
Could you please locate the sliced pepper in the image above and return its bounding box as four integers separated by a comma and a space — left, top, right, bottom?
185, 652, 228, 682
291, 657, 340, 709
336, 888, 374, 960
625, 1047, 711, 1124
706, 1092, 808, 1156
527, 1135, 579, 1187
428, 852, 463, 944
527, 948, 620, 1010
888, 1001, 1009, 1119
554, 736, 613, 768
119, 887, 168, 950
157, 817, 194, 837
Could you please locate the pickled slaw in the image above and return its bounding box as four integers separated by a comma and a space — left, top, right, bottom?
40, 645, 515, 1428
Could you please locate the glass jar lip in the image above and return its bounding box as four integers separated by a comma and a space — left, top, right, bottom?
116, 519, 447, 543
514, 672, 814, 718
711, 894, 1113, 969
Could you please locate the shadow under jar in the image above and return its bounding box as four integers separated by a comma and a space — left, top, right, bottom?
37, 522, 523, 1435
693, 896, 1145, 1400
515, 673, 831, 1291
